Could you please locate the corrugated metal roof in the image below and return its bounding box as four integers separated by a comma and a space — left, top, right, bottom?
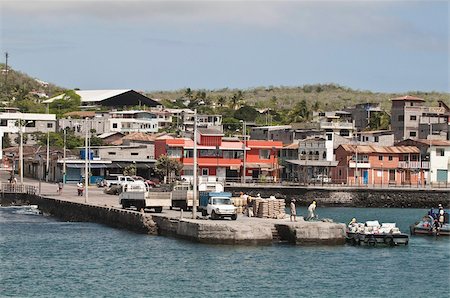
44, 90, 131, 104
391, 95, 425, 101
340, 144, 420, 154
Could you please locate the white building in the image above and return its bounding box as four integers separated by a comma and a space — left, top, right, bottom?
0, 109, 57, 159
429, 140, 450, 184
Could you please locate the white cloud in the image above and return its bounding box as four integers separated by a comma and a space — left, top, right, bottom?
2, 0, 446, 51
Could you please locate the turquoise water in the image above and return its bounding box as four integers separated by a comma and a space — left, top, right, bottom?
1, 206, 449, 297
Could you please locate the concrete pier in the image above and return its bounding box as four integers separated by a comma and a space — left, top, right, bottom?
1, 181, 346, 245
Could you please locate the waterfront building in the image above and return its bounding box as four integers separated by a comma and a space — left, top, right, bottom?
334, 144, 422, 186
285, 137, 338, 184
396, 139, 450, 185
154, 128, 281, 183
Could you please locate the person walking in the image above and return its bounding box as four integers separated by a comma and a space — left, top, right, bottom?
306, 201, 317, 221
77, 181, 84, 196
290, 199, 297, 222
57, 180, 64, 195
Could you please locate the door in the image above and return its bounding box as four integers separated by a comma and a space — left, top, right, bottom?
437, 170, 448, 182
389, 169, 395, 183
363, 170, 368, 185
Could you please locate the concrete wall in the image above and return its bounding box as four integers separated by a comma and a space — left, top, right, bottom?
225, 186, 450, 208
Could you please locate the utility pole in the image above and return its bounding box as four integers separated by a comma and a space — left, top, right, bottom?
4, 52, 9, 99
46, 131, 50, 182
85, 118, 89, 202
192, 109, 197, 219
241, 120, 246, 183
63, 128, 66, 183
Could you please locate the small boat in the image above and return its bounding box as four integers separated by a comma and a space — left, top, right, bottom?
410, 209, 450, 236
346, 220, 409, 246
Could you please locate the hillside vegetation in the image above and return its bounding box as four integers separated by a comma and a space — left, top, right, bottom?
1, 63, 448, 127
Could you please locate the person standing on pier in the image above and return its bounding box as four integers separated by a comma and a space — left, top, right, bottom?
306, 201, 317, 221
290, 199, 297, 222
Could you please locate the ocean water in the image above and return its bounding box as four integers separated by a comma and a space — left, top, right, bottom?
1, 206, 449, 298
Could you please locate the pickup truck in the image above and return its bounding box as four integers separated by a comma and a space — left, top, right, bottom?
119, 181, 171, 213
199, 191, 237, 220
104, 175, 135, 187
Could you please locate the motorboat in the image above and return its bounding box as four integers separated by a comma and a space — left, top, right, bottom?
410, 209, 450, 236
346, 220, 409, 246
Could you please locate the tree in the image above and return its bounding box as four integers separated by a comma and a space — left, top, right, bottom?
286, 99, 311, 123
49, 90, 81, 117
123, 164, 137, 176
234, 105, 259, 122
154, 155, 183, 183
217, 96, 227, 107
230, 91, 244, 110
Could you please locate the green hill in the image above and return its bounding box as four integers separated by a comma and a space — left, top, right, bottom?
1, 64, 448, 123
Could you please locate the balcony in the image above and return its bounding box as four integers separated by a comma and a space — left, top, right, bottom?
349, 162, 371, 169
398, 161, 430, 169
320, 121, 354, 130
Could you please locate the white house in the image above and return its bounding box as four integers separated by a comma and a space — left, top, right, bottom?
429, 140, 450, 184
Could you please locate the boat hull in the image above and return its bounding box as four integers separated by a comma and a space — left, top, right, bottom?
346, 232, 409, 246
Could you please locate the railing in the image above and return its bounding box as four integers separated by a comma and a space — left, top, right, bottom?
398, 161, 430, 169
224, 179, 449, 189
1, 183, 37, 195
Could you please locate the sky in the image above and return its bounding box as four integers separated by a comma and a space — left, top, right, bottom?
0, 0, 449, 93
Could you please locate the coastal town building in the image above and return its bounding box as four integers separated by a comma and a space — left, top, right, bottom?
334, 144, 422, 186
396, 139, 450, 185
154, 128, 281, 183
59, 110, 159, 136
391, 96, 450, 142
348, 102, 383, 131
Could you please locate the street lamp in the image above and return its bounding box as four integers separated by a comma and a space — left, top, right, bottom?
19, 120, 34, 185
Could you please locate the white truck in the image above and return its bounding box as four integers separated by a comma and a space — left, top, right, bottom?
119, 181, 171, 213
171, 183, 195, 211
200, 191, 237, 220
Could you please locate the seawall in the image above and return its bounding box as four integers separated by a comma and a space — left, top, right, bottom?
225, 186, 450, 208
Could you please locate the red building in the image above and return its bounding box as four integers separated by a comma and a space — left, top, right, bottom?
334, 144, 421, 186
154, 128, 282, 182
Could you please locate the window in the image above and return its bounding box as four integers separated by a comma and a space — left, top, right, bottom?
388, 156, 393, 161
327, 133, 332, 141
108, 152, 116, 155
374, 136, 379, 142
0, 119, 7, 126
378, 156, 383, 161
47, 123, 53, 128
398, 115, 404, 122
183, 169, 193, 176
201, 168, 209, 176
409, 131, 417, 137
436, 148, 445, 157
167, 148, 182, 158
112, 123, 118, 128
410, 115, 417, 121
259, 149, 270, 160
131, 153, 139, 156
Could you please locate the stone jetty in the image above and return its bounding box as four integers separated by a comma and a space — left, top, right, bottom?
0, 181, 346, 245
